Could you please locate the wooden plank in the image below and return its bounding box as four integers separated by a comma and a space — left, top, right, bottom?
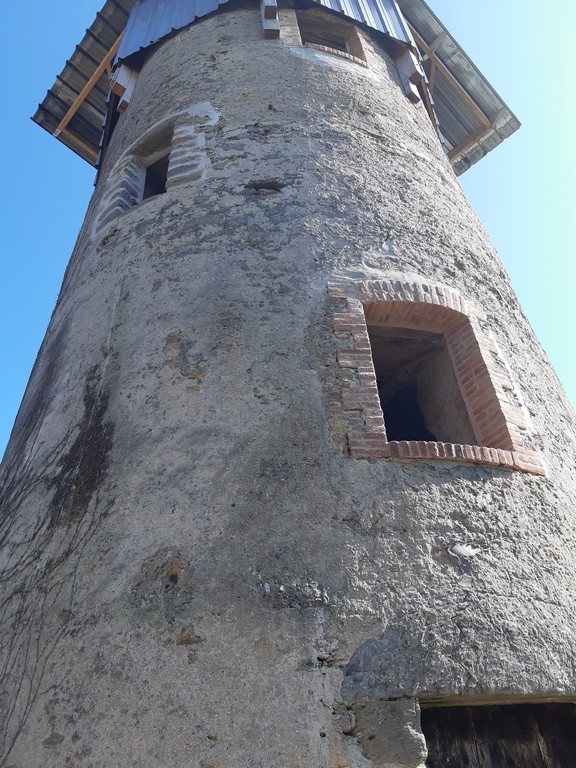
447, 124, 492, 163
54, 33, 123, 138
111, 63, 133, 97
428, 60, 438, 94
112, 66, 139, 112
59, 128, 99, 162
262, 18, 280, 38
422, 703, 576, 767
262, 0, 278, 20
396, 48, 424, 85
428, 30, 446, 53
118, 69, 138, 113
261, 0, 280, 37
408, 25, 491, 130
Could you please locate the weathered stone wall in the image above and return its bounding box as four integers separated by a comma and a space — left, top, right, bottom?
1, 3, 575, 766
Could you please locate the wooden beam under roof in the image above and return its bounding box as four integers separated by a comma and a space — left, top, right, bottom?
405, 23, 498, 167
58, 128, 99, 163
447, 124, 493, 163
53, 33, 123, 140
408, 25, 491, 131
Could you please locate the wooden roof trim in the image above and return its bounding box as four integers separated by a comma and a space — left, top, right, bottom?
447, 124, 493, 163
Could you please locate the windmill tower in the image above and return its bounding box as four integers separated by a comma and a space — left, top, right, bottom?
2, 0, 576, 765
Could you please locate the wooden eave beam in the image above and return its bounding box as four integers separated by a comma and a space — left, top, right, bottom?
428, 30, 446, 54
53, 32, 123, 138
428, 60, 438, 94
59, 127, 99, 163
447, 124, 493, 163
408, 24, 491, 131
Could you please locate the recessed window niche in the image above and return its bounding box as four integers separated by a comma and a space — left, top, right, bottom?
329, 278, 545, 475
142, 152, 170, 200
295, 8, 368, 64
94, 106, 218, 235
366, 324, 476, 445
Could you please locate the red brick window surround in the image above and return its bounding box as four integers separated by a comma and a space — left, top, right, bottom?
329, 279, 545, 476
295, 9, 369, 67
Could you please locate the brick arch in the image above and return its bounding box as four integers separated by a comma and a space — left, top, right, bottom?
328, 278, 545, 475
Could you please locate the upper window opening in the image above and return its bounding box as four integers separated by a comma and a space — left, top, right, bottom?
299, 24, 347, 52
296, 10, 366, 62
143, 153, 170, 200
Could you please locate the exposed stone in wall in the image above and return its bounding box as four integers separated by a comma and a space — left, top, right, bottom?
351, 699, 427, 767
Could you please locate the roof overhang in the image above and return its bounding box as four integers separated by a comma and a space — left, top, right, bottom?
396, 0, 520, 174
31, 0, 519, 174
32, 0, 135, 164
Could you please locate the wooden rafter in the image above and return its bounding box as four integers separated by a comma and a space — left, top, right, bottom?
428, 60, 438, 94
447, 124, 494, 162
59, 128, 99, 162
53, 33, 123, 139
407, 24, 494, 164
409, 25, 491, 129
428, 30, 446, 54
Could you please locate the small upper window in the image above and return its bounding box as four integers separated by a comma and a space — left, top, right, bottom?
296, 9, 367, 62
143, 153, 170, 200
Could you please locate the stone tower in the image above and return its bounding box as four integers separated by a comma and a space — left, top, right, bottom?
2, 0, 576, 765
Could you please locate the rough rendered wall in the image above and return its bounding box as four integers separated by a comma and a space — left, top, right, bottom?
1, 4, 576, 766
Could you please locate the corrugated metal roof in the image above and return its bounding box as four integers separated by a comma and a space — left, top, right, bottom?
118, 0, 231, 60
316, 0, 411, 42
118, 0, 411, 60
32, 0, 519, 174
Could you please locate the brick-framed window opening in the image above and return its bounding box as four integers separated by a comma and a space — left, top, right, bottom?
329, 279, 545, 475
295, 8, 368, 66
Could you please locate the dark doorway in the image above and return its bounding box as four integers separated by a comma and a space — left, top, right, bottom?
421, 703, 576, 767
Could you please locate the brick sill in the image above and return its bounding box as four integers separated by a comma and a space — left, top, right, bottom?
303, 42, 368, 67
347, 437, 546, 476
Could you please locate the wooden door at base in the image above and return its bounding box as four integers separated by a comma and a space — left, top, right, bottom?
421, 703, 576, 767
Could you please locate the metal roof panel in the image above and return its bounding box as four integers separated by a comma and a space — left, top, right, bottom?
117, 0, 231, 60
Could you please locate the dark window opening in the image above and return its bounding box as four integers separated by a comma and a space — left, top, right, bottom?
296, 10, 364, 59
301, 27, 347, 52
421, 703, 576, 767
143, 153, 170, 200
382, 386, 437, 442
366, 324, 476, 445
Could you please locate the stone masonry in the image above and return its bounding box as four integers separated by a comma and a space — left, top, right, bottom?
1, 3, 575, 766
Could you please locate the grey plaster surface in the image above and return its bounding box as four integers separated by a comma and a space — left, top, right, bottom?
1, 4, 575, 766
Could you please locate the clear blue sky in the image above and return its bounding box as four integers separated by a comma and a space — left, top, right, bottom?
0, 1, 574, 460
